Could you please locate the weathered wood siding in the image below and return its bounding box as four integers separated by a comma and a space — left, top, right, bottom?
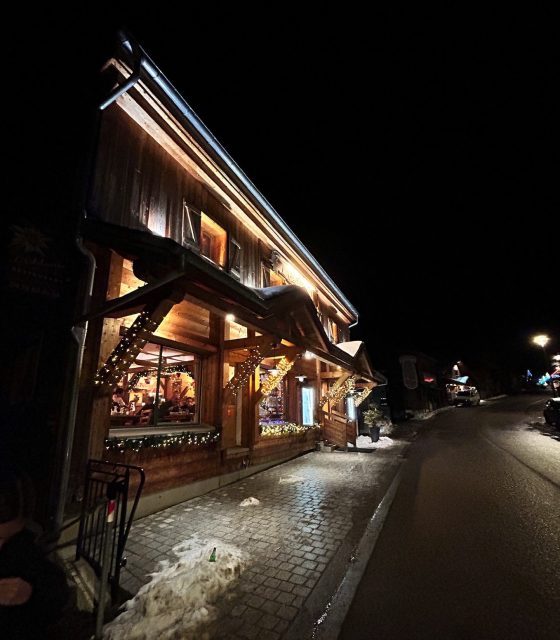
156, 299, 211, 343
105, 445, 221, 496
322, 413, 351, 449
90, 107, 262, 288
252, 429, 319, 466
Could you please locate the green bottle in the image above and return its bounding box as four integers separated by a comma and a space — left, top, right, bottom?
209, 547, 216, 562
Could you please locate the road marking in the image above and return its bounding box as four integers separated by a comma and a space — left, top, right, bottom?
312, 467, 403, 640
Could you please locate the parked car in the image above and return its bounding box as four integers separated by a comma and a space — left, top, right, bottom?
543, 398, 560, 427
454, 388, 481, 406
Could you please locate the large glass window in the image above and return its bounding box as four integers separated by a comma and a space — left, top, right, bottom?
110, 341, 199, 431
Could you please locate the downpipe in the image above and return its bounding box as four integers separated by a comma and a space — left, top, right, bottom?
52, 235, 96, 534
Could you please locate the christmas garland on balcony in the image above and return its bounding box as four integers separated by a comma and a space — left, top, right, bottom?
259, 422, 319, 438
105, 430, 219, 454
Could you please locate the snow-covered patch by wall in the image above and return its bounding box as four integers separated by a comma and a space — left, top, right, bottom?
239, 497, 260, 506
279, 475, 305, 484
351, 435, 396, 449
104, 539, 245, 640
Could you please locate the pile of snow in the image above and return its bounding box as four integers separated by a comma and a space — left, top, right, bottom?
279, 475, 305, 484
239, 497, 260, 506
352, 435, 396, 449
104, 539, 245, 640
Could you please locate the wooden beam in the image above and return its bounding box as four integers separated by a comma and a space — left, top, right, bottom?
264, 345, 303, 361
224, 334, 278, 351
253, 352, 299, 407
121, 328, 217, 356
222, 344, 277, 404
319, 372, 351, 411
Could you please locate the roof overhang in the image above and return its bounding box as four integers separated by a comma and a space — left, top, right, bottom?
106, 31, 359, 324
82, 220, 383, 380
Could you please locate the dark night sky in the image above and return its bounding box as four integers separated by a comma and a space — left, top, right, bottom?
7, 10, 559, 374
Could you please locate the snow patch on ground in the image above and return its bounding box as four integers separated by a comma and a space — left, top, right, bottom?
103, 539, 245, 640
351, 435, 396, 449
239, 497, 260, 506
279, 475, 305, 484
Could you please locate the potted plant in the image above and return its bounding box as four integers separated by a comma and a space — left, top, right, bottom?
362, 404, 383, 442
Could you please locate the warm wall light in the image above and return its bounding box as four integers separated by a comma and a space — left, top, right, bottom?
225, 313, 235, 322
532, 334, 550, 348
295, 375, 307, 382
304, 351, 314, 360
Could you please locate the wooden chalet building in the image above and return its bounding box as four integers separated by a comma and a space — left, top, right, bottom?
5, 32, 385, 525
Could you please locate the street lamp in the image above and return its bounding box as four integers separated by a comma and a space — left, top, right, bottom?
532, 334, 550, 349
531, 334, 550, 370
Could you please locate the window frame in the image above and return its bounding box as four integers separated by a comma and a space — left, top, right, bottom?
108, 338, 202, 437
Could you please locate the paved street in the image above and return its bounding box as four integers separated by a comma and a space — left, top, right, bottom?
339, 394, 560, 640
119, 437, 408, 639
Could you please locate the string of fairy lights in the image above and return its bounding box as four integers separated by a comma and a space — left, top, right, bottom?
128, 365, 194, 389
319, 375, 357, 407
259, 356, 295, 397
94, 310, 158, 388
105, 430, 219, 453
259, 422, 318, 437
353, 387, 372, 407
225, 347, 262, 396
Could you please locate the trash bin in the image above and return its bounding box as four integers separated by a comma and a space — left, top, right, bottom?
369, 425, 381, 442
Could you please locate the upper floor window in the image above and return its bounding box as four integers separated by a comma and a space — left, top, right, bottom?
201, 213, 227, 267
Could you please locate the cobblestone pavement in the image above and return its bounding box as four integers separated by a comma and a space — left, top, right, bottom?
120, 446, 407, 639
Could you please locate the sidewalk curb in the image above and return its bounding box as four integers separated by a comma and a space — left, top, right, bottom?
312, 467, 403, 640
284, 456, 406, 640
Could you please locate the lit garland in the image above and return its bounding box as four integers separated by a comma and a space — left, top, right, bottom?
319, 375, 357, 407
128, 365, 194, 389
259, 357, 295, 397
353, 387, 372, 408
259, 422, 319, 438
94, 310, 158, 388
225, 348, 262, 396
104, 430, 220, 454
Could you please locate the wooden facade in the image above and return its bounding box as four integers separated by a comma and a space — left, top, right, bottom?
69, 35, 384, 514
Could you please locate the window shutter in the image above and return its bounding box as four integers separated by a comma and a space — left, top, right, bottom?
261, 263, 271, 287
182, 200, 201, 248
229, 238, 242, 279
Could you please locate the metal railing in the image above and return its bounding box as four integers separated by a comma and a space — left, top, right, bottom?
76, 459, 145, 601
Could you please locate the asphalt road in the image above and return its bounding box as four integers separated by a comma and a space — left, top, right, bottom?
339, 394, 560, 640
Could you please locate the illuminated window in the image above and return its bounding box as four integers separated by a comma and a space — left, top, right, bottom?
109, 341, 199, 432
302, 387, 315, 426
200, 213, 227, 267
270, 270, 288, 287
